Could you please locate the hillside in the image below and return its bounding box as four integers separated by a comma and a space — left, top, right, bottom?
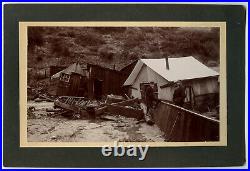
28, 26, 220, 70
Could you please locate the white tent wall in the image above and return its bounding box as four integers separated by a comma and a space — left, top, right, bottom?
130, 64, 219, 102
130, 64, 174, 101
146, 65, 174, 101
185, 77, 219, 95
130, 65, 149, 99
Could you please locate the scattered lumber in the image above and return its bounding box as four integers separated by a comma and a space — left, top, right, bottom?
46, 108, 62, 112
106, 103, 143, 120
106, 95, 125, 104
39, 95, 54, 102
100, 115, 118, 121
95, 106, 108, 116
111, 98, 139, 107
53, 95, 145, 120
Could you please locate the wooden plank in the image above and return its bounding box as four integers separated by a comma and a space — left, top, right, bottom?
54, 100, 78, 112
95, 106, 108, 116
106, 95, 125, 104
107, 104, 143, 120
153, 101, 220, 142
112, 98, 139, 106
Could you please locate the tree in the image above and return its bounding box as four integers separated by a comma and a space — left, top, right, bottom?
28, 27, 45, 52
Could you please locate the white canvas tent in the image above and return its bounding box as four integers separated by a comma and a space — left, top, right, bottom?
123, 56, 219, 101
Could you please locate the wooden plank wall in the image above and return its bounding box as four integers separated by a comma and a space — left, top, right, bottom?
154, 101, 219, 142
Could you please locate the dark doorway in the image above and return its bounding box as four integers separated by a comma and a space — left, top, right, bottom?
184, 86, 195, 109
140, 82, 158, 102
94, 79, 103, 100
68, 73, 82, 96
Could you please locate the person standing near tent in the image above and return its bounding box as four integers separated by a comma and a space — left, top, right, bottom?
144, 81, 156, 125
173, 80, 186, 107
145, 82, 156, 112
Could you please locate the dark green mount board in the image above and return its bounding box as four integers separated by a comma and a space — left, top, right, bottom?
3, 4, 246, 167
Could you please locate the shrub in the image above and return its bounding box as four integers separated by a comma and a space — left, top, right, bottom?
28, 27, 45, 52
99, 48, 114, 61
75, 32, 105, 47
36, 55, 43, 62
51, 37, 71, 57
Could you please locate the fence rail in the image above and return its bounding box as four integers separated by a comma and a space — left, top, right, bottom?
154, 101, 219, 142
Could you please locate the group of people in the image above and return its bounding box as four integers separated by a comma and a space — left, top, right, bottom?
145, 80, 186, 112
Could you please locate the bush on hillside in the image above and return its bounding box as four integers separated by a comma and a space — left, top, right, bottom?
75, 32, 105, 47
51, 37, 71, 57
28, 27, 45, 52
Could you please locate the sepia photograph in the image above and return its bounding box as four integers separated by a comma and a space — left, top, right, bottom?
19, 22, 227, 147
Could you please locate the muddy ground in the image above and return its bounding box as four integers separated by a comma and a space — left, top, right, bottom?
27, 101, 165, 142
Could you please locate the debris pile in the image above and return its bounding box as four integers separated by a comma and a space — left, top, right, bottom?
52, 94, 155, 124
27, 90, 157, 126
27, 94, 165, 142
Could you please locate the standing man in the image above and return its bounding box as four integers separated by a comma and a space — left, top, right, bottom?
173, 80, 186, 107
145, 82, 156, 112
144, 81, 156, 125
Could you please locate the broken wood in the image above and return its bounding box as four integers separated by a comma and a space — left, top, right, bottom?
124, 94, 130, 99
106, 95, 125, 104
55, 100, 77, 111
86, 106, 96, 119
100, 115, 117, 121
39, 95, 54, 102
46, 108, 62, 112
107, 104, 143, 120
55, 110, 72, 117
136, 119, 145, 124
34, 98, 45, 102
95, 106, 108, 116
111, 98, 139, 107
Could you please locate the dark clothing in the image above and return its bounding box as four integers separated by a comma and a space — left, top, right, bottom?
173, 86, 186, 107
145, 86, 155, 109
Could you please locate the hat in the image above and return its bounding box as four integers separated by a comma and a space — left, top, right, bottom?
176, 80, 182, 85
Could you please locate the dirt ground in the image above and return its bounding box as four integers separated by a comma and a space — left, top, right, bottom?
27, 101, 165, 142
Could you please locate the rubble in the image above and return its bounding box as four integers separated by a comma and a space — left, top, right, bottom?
27, 100, 165, 142
27, 106, 36, 119
30, 81, 165, 135
105, 94, 125, 104
53, 95, 145, 121
106, 103, 143, 120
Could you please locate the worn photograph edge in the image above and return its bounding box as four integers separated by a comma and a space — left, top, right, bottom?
19, 21, 227, 148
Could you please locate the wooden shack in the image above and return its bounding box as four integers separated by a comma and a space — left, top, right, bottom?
119, 60, 137, 97
49, 65, 67, 77
49, 62, 137, 99
86, 64, 124, 99
49, 63, 87, 97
